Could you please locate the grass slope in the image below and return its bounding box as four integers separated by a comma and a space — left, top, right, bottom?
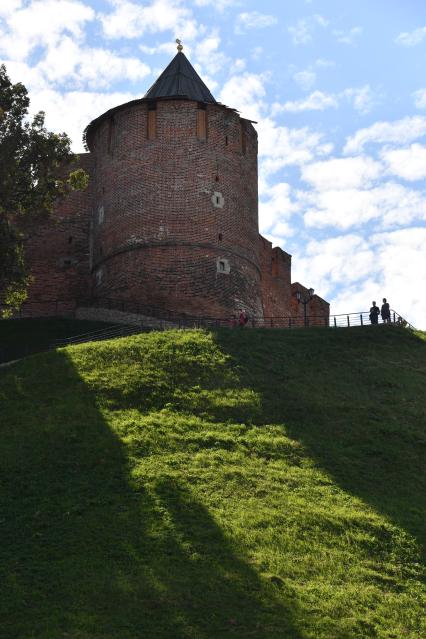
0, 318, 117, 363
0, 326, 425, 639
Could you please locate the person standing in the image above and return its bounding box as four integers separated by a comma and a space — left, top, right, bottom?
369, 301, 380, 325
381, 298, 391, 324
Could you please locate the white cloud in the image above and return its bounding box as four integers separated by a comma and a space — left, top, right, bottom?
194, 30, 229, 75
342, 85, 376, 114
292, 228, 426, 328
344, 116, 426, 154
281, 90, 339, 112
293, 70, 317, 91
413, 88, 426, 109
36, 36, 150, 88
235, 11, 277, 34
28, 88, 139, 151
395, 26, 426, 47
301, 156, 382, 191
258, 118, 333, 176
101, 0, 194, 40
0, 0, 23, 16
194, 0, 240, 10
259, 182, 299, 236
219, 72, 266, 121
302, 182, 426, 230
0, 0, 94, 61
382, 144, 426, 182
332, 26, 362, 45
276, 86, 376, 114
288, 15, 328, 45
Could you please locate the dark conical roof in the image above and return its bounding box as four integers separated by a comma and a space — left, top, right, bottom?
144, 51, 217, 103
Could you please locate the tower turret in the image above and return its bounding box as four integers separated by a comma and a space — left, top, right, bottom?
85, 47, 263, 318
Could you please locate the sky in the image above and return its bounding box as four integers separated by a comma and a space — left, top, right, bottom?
1, 0, 426, 327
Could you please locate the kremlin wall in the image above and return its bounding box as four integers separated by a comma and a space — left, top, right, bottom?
18, 49, 329, 324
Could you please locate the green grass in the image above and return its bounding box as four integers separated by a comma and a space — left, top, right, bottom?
0, 318, 116, 363
0, 325, 425, 638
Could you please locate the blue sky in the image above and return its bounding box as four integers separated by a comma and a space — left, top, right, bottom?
1, 0, 425, 326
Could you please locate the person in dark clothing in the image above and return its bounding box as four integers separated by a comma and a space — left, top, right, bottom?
369, 301, 380, 325
381, 298, 391, 324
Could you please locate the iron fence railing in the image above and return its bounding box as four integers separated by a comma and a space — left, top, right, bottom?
1, 297, 415, 357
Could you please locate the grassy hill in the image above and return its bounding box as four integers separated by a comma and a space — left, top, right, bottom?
0, 325, 425, 639
0, 318, 116, 363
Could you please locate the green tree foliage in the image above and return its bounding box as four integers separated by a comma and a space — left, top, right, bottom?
0, 64, 88, 315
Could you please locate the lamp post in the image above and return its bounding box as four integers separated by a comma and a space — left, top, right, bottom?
295, 287, 314, 327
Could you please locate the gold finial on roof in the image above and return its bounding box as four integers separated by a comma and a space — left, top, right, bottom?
176, 38, 183, 52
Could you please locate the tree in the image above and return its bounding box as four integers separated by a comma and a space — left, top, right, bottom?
0, 64, 88, 315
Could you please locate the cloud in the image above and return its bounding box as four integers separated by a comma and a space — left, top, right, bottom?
381, 144, 426, 182
101, 0, 194, 40
302, 182, 426, 230
288, 15, 328, 45
291, 228, 426, 328
35, 36, 151, 89
219, 72, 266, 121
280, 90, 339, 112
276, 85, 376, 114
413, 88, 426, 109
293, 70, 317, 91
332, 26, 362, 45
194, 0, 240, 10
194, 30, 230, 75
344, 116, 426, 154
301, 156, 383, 191
0, 0, 94, 61
342, 85, 376, 114
395, 26, 426, 47
235, 11, 277, 34
27, 87, 139, 152
259, 183, 299, 237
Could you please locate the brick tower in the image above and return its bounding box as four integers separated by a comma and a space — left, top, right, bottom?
84, 45, 264, 319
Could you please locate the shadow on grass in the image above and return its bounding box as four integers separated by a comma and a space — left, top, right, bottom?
214, 326, 426, 558
0, 350, 303, 639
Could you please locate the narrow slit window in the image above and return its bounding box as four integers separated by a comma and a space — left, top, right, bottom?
147, 103, 157, 139
219, 260, 226, 272
196, 103, 207, 139
240, 122, 247, 155
107, 117, 114, 154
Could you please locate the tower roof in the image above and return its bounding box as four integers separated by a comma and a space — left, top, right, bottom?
144, 51, 217, 104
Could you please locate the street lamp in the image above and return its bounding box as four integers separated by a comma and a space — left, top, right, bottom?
295, 288, 314, 327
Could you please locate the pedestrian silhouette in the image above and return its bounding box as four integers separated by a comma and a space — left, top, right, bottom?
369, 301, 380, 325
381, 298, 391, 324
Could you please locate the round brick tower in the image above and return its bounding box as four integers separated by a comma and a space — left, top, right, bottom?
84, 48, 263, 319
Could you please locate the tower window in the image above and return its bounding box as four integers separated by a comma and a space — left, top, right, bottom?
240, 122, 247, 155
225, 135, 228, 146
147, 102, 157, 139
211, 191, 225, 208
196, 103, 207, 139
98, 205, 105, 224
68, 236, 73, 244
216, 257, 230, 274
218, 233, 223, 241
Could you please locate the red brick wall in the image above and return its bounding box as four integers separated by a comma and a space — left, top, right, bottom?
291, 282, 330, 326
88, 99, 264, 318
19, 154, 93, 315
259, 235, 293, 317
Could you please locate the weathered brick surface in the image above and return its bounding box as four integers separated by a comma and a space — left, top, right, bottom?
89, 99, 263, 318
259, 236, 293, 317
16, 95, 329, 322
290, 282, 330, 325
20, 154, 93, 314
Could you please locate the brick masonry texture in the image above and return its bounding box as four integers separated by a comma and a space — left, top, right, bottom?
17, 97, 329, 321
